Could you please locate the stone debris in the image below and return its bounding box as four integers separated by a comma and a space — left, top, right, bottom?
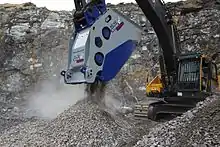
135, 95, 220, 147
0, 0, 220, 146
0, 99, 154, 147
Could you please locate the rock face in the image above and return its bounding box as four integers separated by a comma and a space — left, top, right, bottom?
174, 7, 220, 54
0, 2, 73, 133
0, 0, 220, 146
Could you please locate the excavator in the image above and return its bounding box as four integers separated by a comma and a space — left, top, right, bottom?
61, 0, 219, 120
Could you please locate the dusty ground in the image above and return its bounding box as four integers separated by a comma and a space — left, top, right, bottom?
135, 94, 220, 147
0, 96, 156, 147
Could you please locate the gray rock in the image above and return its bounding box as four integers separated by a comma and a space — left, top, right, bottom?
41, 12, 65, 29
7, 23, 30, 41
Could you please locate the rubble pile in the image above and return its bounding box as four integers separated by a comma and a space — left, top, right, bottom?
0, 99, 154, 146
135, 95, 220, 147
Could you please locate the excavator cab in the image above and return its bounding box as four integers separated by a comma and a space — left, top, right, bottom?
143, 53, 219, 120
177, 53, 219, 98
145, 53, 219, 98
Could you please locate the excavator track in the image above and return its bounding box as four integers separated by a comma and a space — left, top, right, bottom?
133, 97, 200, 121
134, 103, 149, 119
133, 97, 161, 120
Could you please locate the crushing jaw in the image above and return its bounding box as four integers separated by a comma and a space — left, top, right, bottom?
61, 7, 142, 85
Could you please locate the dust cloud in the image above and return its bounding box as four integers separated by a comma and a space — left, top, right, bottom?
104, 94, 134, 115
103, 94, 122, 113
26, 76, 86, 120
25, 75, 133, 120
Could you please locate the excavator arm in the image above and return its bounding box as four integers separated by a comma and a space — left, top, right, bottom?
61, 0, 180, 87
135, 0, 181, 88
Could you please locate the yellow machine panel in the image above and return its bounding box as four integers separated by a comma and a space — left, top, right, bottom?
146, 75, 163, 96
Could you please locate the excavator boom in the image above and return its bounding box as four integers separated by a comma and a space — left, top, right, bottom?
136, 0, 180, 74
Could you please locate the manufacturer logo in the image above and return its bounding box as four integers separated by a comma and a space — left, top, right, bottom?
109, 17, 124, 32
73, 54, 84, 63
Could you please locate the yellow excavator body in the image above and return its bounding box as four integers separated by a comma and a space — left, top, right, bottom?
146, 75, 163, 96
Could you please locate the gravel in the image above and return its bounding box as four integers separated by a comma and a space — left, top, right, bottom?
135, 94, 220, 147
0, 97, 155, 147
1, 93, 220, 147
